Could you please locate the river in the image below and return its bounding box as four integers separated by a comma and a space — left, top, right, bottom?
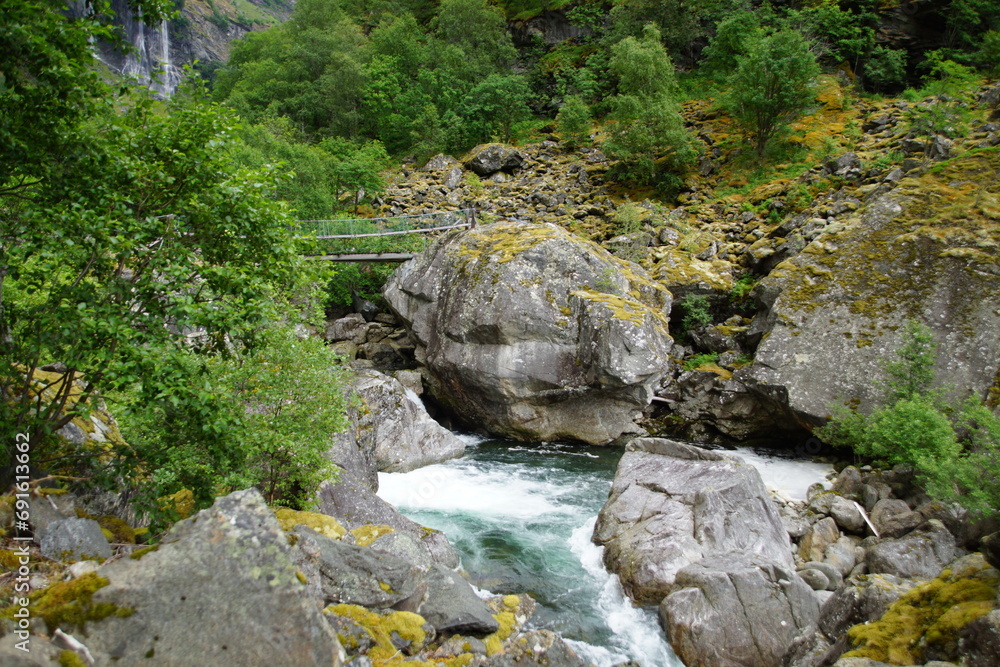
377, 435, 832, 666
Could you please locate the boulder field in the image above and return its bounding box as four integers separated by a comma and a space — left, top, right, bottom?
593, 438, 1000, 667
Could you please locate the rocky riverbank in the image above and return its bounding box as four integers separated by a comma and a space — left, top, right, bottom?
593, 438, 1000, 667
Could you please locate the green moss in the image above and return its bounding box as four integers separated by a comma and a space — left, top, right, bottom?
129, 545, 158, 560
273, 507, 346, 540
58, 650, 87, 667
326, 604, 428, 663
350, 524, 394, 547
97, 515, 135, 545
844, 555, 999, 664
0, 549, 20, 568
21, 572, 134, 634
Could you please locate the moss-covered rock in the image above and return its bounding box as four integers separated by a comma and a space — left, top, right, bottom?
743, 149, 1000, 429
55, 489, 341, 665
844, 554, 999, 664
384, 221, 674, 445
274, 507, 347, 540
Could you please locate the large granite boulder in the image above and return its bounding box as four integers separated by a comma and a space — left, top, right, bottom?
741, 152, 1000, 432
292, 525, 424, 609
464, 144, 526, 176
592, 438, 793, 602
384, 222, 674, 445
660, 553, 820, 667
71, 489, 342, 665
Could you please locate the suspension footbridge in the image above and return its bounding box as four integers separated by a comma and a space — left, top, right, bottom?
298, 208, 477, 262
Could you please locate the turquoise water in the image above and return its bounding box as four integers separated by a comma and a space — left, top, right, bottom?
377, 436, 834, 666
377, 436, 682, 666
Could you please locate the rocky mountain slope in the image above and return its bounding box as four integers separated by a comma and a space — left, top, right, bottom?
371, 77, 1000, 447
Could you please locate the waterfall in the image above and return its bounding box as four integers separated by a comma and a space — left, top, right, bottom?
99, 0, 182, 97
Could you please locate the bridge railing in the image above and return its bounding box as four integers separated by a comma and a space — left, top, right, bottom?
296, 208, 476, 262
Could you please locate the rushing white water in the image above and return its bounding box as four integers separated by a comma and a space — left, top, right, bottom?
733, 446, 833, 502
378, 438, 832, 666
379, 440, 682, 666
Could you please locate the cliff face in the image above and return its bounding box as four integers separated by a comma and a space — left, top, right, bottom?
170, 0, 294, 66
88, 0, 293, 94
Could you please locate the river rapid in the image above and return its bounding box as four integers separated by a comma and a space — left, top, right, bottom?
377, 435, 832, 666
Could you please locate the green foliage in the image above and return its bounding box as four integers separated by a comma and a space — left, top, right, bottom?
701, 9, 764, 74
978, 30, 1000, 75
683, 352, 720, 371
612, 201, 644, 235
816, 321, 1000, 519
884, 321, 937, 402
0, 2, 350, 518
609, 25, 678, 98
215, 0, 369, 139
920, 52, 981, 98
606, 0, 737, 62
730, 274, 756, 300
118, 322, 350, 522
863, 46, 908, 94
788, 0, 877, 69
556, 95, 592, 148
327, 263, 399, 309
679, 295, 713, 335
603, 26, 696, 192
726, 30, 820, 157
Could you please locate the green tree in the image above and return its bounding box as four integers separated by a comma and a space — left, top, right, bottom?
726, 30, 819, 157
215, 0, 369, 140
863, 46, 908, 93
120, 322, 350, 517
817, 321, 1000, 519
701, 9, 764, 74
434, 0, 517, 74
603, 26, 696, 192
556, 95, 592, 148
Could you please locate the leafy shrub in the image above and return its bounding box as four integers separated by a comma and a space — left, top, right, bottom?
612, 201, 644, 235
863, 46, 908, 93
556, 95, 592, 148
816, 321, 1000, 518
118, 322, 351, 526
679, 294, 713, 334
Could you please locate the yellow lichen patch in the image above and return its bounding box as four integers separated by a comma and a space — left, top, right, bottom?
158, 488, 195, 520
844, 555, 999, 664
502, 594, 520, 609
456, 223, 565, 265
273, 508, 347, 540
326, 604, 428, 665
571, 289, 661, 327
351, 524, 395, 547
694, 363, 734, 380
58, 650, 87, 667
0, 549, 21, 568
17, 572, 133, 633
483, 611, 517, 656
